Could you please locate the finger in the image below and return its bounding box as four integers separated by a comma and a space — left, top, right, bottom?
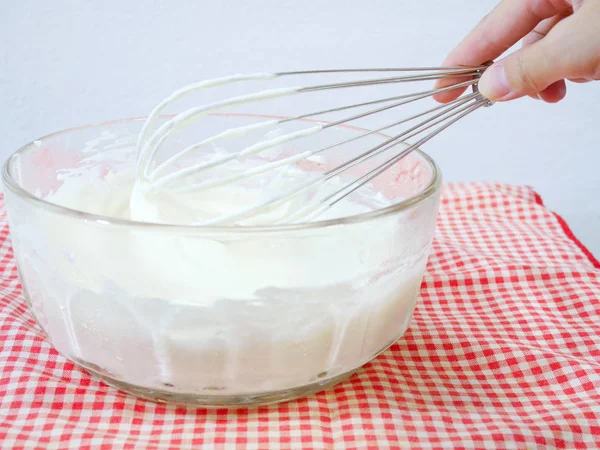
522, 14, 569, 101
521, 13, 569, 47
537, 79, 567, 102
528, 80, 568, 101
433, 0, 572, 103
478, 1, 600, 101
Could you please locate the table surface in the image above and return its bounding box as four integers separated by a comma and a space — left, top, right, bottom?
2, 0, 598, 256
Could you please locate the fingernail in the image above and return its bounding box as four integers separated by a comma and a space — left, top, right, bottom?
478, 64, 511, 100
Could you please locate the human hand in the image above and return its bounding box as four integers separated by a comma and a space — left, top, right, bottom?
434, 0, 600, 103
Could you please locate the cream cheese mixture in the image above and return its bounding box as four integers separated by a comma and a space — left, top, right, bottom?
15, 78, 434, 396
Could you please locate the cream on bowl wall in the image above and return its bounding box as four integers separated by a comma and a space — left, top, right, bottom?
3, 116, 441, 405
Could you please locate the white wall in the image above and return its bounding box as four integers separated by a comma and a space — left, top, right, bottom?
2, 0, 599, 256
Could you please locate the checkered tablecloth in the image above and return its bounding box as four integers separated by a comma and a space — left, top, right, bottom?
1, 182, 599, 449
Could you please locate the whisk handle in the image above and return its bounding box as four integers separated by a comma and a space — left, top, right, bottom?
472, 61, 495, 107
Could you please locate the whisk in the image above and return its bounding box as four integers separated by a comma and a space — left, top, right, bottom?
135, 64, 493, 225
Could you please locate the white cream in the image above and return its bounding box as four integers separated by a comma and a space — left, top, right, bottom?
13, 80, 436, 397
44, 163, 406, 301
132, 73, 364, 226
24, 155, 430, 395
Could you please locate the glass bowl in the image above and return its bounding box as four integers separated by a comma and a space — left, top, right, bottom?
2, 114, 441, 407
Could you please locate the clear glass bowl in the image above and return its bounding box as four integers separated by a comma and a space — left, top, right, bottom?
2, 115, 441, 407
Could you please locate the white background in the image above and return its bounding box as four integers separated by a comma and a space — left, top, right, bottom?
2, 0, 598, 256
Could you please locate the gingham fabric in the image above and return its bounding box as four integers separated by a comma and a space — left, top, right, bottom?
1, 182, 600, 449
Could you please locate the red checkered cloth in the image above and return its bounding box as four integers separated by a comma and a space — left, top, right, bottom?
1, 182, 599, 449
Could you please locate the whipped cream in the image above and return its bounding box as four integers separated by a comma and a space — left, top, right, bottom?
10, 79, 436, 397
131, 73, 391, 226
27, 159, 429, 394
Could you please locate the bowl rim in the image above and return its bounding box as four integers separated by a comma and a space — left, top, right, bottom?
2, 114, 442, 234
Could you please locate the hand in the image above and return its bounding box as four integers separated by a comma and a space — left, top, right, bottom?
434, 0, 600, 103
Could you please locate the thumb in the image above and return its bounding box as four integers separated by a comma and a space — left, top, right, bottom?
477, 39, 560, 101
478, 0, 600, 102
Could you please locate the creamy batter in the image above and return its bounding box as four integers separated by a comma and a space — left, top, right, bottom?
12, 80, 435, 396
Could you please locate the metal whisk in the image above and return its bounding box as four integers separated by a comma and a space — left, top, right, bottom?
135, 65, 493, 225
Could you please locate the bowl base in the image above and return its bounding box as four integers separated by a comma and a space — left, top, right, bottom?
81, 365, 357, 408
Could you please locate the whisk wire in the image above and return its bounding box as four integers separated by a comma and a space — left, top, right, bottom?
281, 79, 477, 124
148, 79, 478, 187
322, 93, 481, 184
159, 90, 479, 194
135, 65, 493, 224
164, 94, 477, 192
186, 93, 485, 225
326, 99, 488, 207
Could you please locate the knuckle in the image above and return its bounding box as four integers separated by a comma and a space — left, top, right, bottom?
480, 34, 512, 59
476, 13, 512, 57
523, 30, 545, 47
478, 12, 491, 27
528, 0, 572, 18
514, 53, 545, 92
